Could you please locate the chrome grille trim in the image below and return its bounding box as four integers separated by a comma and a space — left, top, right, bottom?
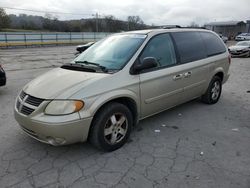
19, 90, 26, 100
16, 100, 21, 110
16, 91, 45, 116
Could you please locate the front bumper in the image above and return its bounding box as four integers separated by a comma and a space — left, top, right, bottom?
230, 51, 249, 57
14, 108, 93, 146
0, 74, 6, 86
235, 38, 245, 41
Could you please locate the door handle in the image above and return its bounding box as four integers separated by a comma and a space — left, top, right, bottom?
184, 71, 192, 78
173, 74, 183, 80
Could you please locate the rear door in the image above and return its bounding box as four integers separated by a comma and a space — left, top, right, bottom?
138, 33, 185, 118
171, 31, 210, 101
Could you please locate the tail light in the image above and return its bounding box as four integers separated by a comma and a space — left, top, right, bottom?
228, 54, 231, 64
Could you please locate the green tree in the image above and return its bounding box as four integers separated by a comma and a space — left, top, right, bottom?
0, 8, 10, 30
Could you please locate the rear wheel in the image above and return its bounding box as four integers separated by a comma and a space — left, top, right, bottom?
201, 76, 222, 104
89, 102, 133, 151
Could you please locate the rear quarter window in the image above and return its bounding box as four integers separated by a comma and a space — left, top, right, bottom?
171, 31, 207, 64
199, 31, 226, 57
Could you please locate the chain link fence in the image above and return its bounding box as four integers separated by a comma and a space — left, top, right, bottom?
0, 32, 111, 48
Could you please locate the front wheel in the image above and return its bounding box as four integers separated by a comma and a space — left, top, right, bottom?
201, 76, 222, 104
89, 102, 133, 151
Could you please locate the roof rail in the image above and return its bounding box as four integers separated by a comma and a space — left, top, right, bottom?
181, 26, 207, 29
162, 25, 181, 29
151, 25, 207, 29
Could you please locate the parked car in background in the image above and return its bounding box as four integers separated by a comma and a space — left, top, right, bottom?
235, 33, 250, 41
228, 41, 250, 57
0, 64, 6, 87
218, 33, 228, 43
14, 29, 230, 151
75, 42, 95, 56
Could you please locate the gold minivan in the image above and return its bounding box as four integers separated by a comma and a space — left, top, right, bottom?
14, 29, 230, 151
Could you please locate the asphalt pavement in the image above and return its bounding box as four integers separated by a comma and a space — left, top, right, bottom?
0, 45, 250, 188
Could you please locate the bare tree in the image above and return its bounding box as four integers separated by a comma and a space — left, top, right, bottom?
127, 16, 144, 30
0, 8, 10, 30
103, 15, 117, 32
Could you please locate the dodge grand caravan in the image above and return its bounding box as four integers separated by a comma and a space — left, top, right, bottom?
14, 29, 230, 151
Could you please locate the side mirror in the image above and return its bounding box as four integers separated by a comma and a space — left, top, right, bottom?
133, 57, 158, 74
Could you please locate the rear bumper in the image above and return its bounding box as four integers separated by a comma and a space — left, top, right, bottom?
14, 108, 93, 145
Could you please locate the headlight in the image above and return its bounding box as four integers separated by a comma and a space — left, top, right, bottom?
45, 100, 84, 115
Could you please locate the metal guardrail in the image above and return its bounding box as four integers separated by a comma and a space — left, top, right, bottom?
0, 32, 111, 48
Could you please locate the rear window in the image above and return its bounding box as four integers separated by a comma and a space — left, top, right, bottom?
200, 32, 226, 56
171, 32, 206, 64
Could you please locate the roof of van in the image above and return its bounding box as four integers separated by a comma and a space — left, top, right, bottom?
125, 28, 210, 35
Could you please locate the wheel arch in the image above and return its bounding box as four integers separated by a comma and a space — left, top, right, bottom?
87, 90, 140, 140
214, 71, 224, 82
211, 67, 224, 82
94, 96, 138, 125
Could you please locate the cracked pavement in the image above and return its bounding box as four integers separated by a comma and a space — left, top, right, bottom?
0, 46, 250, 188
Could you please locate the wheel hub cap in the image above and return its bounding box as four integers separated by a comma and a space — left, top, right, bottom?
211, 81, 220, 100
104, 113, 128, 145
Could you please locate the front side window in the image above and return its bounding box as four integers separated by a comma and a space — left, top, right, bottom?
74, 34, 146, 70
140, 33, 177, 67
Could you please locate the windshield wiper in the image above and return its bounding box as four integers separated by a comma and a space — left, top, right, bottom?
75, 60, 108, 72
61, 63, 96, 72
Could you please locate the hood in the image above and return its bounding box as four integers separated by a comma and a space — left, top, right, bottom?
23, 68, 108, 99
229, 45, 249, 51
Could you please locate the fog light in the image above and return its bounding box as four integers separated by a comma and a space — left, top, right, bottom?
46, 137, 66, 146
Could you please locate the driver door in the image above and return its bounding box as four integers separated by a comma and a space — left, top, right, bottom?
138, 33, 185, 118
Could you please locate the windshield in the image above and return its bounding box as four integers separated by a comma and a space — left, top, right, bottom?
239, 33, 247, 36
236, 41, 250, 46
74, 34, 147, 70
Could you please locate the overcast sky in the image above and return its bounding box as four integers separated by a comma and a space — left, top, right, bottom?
1, 0, 250, 26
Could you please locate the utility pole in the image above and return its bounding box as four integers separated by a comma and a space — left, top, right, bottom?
95, 13, 98, 32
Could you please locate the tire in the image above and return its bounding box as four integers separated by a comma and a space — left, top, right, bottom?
201, 76, 222, 104
89, 102, 133, 151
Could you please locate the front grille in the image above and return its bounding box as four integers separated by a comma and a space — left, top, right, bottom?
20, 125, 38, 138
25, 95, 44, 107
20, 105, 35, 116
16, 91, 45, 116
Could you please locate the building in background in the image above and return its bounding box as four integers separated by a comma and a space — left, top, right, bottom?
204, 20, 250, 39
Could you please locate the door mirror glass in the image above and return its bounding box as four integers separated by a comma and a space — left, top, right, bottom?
134, 57, 158, 73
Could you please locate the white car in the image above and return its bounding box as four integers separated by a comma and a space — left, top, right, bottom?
218, 34, 228, 43
228, 41, 250, 57
235, 33, 250, 41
